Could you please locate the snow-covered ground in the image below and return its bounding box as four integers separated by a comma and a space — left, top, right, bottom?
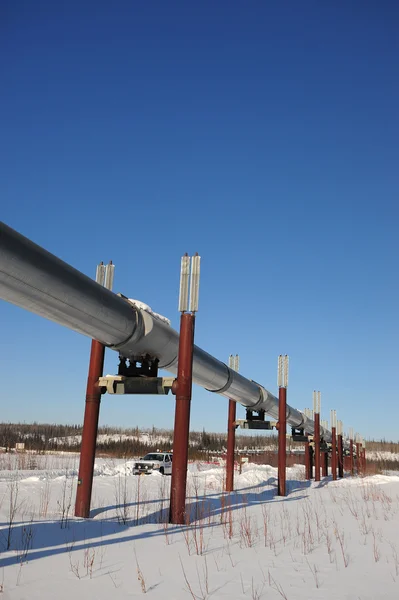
363, 451, 399, 462
47, 432, 173, 446
1, 456, 399, 599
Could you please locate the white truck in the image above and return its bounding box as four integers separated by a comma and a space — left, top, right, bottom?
133, 452, 173, 475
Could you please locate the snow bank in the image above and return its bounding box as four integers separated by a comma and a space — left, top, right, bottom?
2, 457, 399, 599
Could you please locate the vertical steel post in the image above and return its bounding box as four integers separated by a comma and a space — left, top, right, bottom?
277, 355, 288, 496
331, 428, 337, 480
75, 261, 113, 519
310, 445, 314, 478
225, 355, 239, 493
169, 254, 200, 525
313, 392, 321, 482
169, 313, 195, 524
330, 410, 337, 481
314, 412, 321, 482
356, 440, 361, 476
338, 435, 344, 478
225, 399, 236, 493
277, 386, 287, 495
75, 340, 105, 518
321, 418, 328, 477
322, 450, 328, 477
305, 439, 312, 480
306, 407, 314, 479
337, 420, 344, 478
362, 441, 367, 474
349, 428, 354, 476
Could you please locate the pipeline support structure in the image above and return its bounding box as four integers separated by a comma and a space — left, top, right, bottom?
0, 222, 332, 444
225, 354, 239, 493
277, 355, 288, 497
0, 222, 360, 515
75, 340, 105, 518
169, 312, 195, 524
313, 392, 321, 483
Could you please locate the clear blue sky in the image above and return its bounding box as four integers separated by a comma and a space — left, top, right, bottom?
1, 1, 398, 440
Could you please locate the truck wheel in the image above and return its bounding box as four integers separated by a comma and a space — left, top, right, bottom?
160, 467, 164, 475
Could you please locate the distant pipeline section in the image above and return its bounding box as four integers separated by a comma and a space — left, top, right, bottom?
0, 221, 330, 441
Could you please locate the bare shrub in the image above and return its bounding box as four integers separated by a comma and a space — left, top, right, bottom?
372, 530, 381, 563
115, 467, 131, 525
239, 504, 258, 548
333, 521, 349, 568
261, 504, 270, 547
84, 547, 96, 578
390, 542, 399, 576
251, 576, 264, 600
39, 480, 51, 518
17, 517, 35, 563
57, 471, 73, 529
135, 550, 147, 593
306, 558, 321, 588
267, 570, 288, 599
179, 555, 210, 600
192, 505, 207, 556
3, 477, 23, 550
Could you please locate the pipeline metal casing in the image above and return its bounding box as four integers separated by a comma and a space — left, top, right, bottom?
0, 222, 331, 441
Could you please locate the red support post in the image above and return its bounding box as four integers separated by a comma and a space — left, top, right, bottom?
225, 399, 236, 493
350, 438, 354, 475
338, 434, 344, 478
331, 427, 337, 480
169, 313, 195, 524
305, 440, 312, 480
277, 386, 287, 496
75, 340, 105, 518
356, 442, 361, 476
314, 413, 321, 482
322, 450, 328, 477
363, 447, 367, 474
309, 445, 314, 479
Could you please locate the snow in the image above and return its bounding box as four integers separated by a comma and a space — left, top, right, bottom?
48, 432, 172, 446
1, 456, 399, 599
128, 299, 171, 326
364, 451, 399, 462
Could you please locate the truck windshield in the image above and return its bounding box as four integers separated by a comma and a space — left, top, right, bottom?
142, 454, 164, 461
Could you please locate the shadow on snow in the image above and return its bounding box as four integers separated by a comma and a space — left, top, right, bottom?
0, 475, 311, 568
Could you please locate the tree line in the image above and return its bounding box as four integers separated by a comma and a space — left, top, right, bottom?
0, 421, 280, 456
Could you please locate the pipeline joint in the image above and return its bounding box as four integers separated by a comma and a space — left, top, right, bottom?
205, 365, 233, 394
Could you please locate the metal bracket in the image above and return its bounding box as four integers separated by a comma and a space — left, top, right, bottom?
310, 438, 329, 451
98, 375, 174, 395
310, 435, 329, 452
320, 440, 329, 452
236, 419, 277, 430
236, 409, 277, 430
246, 409, 266, 422
118, 356, 159, 378
291, 427, 308, 442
